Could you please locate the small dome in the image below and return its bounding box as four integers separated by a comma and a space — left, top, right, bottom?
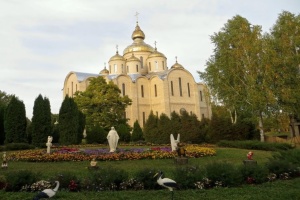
109, 51, 125, 62
123, 23, 154, 55
131, 24, 145, 40
100, 67, 109, 75
127, 53, 140, 62
148, 48, 166, 59
171, 61, 184, 69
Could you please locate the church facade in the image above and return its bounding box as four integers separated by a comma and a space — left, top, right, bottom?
63, 21, 211, 127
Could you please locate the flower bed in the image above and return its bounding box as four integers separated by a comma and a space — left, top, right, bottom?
7, 145, 216, 162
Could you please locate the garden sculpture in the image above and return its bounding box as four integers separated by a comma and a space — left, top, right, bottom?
107, 127, 119, 152
46, 136, 53, 154
89, 158, 98, 169
170, 134, 180, 151
176, 143, 186, 157
247, 151, 254, 160
33, 181, 59, 200
1, 152, 7, 168
154, 171, 179, 200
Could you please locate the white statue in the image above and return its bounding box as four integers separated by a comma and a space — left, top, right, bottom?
46, 136, 53, 154
2, 152, 7, 168
107, 127, 119, 152
170, 134, 180, 151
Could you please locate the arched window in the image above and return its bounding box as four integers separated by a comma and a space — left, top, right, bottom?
127, 66, 129, 73
136, 65, 139, 72
154, 84, 157, 97
187, 83, 190, 97
162, 61, 165, 70
155, 61, 158, 70
141, 85, 144, 97
114, 64, 117, 73
122, 64, 124, 73
171, 81, 174, 96
149, 62, 151, 71
140, 56, 143, 68
200, 91, 203, 101
179, 77, 182, 97
122, 83, 125, 96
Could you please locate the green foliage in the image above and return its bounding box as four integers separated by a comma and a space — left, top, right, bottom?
173, 166, 205, 189
143, 111, 158, 143
59, 96, 83, 145
0, 106, 5, 145
217, 140, 294, 151
134, 168, 160, 190
179, 111, 201, 143
3, 143, 35, 150
266, 160, 294, 177
239, 164, 269, 184
157, 113, 172, 144
271, 149, 300, 165
4, 96, 27, 143
51, 172, 78, 190
86, 124, 106, 144
31, 94, 52, 146
205, 162, 243, 187
116, 124, 131, 143
86, 167, 129, 190
4, 170, 39, 191
131, 120, 144, 142
74, 76, 132, 130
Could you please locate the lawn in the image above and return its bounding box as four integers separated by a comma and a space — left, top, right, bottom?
1, 146, 299, 200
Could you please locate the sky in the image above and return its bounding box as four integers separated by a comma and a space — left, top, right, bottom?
0, 0, 299, 119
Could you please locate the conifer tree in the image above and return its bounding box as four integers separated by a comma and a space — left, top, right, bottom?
58, 95, 83, 145
4, 96, 27, 143
143, 111, 158, 143
31, 94, 52, 146
131, 120, 144, 142
157, 113, 171, 144
116, 123, 131, 143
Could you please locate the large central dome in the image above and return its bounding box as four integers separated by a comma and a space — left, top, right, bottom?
123, 23, 154, 55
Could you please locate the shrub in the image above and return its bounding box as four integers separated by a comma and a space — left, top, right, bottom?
50, 172, 78, 190
5, 170, 39, 191
239, 164, 269, 184
205, 162, 242, 187
173, 166, 205, 189
134, 168, 160, 190
4, 143, 35, 150
271, 149, 300, 165
0, 175, 7, 190
86, 166, 128, 191
217, 140, 293, 151
266, 160, 293, 176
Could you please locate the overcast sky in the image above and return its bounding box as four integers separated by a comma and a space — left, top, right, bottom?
0, 0, 299, 119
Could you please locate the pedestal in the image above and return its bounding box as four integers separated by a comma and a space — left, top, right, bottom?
174, 157, 188, 165
243, 160, 257, 165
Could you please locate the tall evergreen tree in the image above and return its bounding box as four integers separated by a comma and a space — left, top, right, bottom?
131, 120, 144, 142
59, 95, 82, 145
0, 90, 13, 144
116, 123, 131, 143
157, 113, 172, 144
143, 111, 159, 143
4, 96, 27, 143
31, 95, 52, 146
170, 111, 182, 137
179, 111, 201, 143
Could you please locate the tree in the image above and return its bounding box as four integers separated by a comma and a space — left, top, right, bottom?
59, 95, 83, 145
4, 96, 27, 143
157, 113, 172, 144
179, 111, 201, 143
131, 120, 144, 142
116, 124, 131, 143
86, 124, 106, 144
143, 111, 159, 143
31, 94, 52, 146
199, 15, 277, 141
74, 76, 132, 130
269, 11, 300, 119
0, 90, 13, 144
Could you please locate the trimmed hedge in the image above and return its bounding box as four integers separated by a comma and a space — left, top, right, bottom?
217, 140, 293, 151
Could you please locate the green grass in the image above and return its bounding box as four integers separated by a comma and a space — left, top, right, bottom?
2, 147, 298, 200
1, 178, 300, 200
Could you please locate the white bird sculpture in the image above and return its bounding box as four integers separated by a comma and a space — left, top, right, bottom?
154, 171, 179, 200
33, 181, 59, 200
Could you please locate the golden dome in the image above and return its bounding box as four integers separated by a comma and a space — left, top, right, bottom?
109, 51, 125, 62
148, 48, 166, 59
127, 53, 140, 62
123, 23, 154, 55
131, 24, 145, 40
100, 67, 109, 74
171, 61, 184, 69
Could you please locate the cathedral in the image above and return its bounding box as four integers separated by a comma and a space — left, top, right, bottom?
63, 20, 211, 127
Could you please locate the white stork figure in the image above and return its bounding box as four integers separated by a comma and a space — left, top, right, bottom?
154, 171, 179, 200
33, 181, 59, 200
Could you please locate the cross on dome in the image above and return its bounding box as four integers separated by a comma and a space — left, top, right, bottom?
135, 12, 139, 23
